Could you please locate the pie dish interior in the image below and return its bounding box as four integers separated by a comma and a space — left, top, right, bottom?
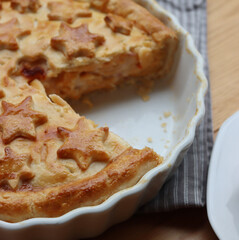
0, 0, 179, 223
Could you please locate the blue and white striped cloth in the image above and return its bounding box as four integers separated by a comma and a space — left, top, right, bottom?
141, 0, 214, 212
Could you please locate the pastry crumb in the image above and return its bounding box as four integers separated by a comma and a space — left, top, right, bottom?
137, 87, 150, 102
82, 97, 93, 108
137, 79, 154, 102
142, 94, 150, 102
147, 137, 152, 143
163, 112, 171, 118
161, 122, 167, 128
159, 116, 162, 120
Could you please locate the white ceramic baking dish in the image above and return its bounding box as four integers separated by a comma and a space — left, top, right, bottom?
0, 1, 207, 239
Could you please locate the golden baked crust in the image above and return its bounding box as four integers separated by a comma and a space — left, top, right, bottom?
0, 0, 178, 99
0, 0, 177, 222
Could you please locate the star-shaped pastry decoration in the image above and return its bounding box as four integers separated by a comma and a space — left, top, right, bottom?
51, 23, 105, 58
0, 96, 48, 144
0, 18, 31, 51
57, 117, 110, 170
10, 0, 41, 13
104, 13, 133, 35
47, 1, 92, 24
0, 147, 34, 190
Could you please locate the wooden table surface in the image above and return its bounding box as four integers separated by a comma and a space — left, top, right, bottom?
92, 0, 239, 239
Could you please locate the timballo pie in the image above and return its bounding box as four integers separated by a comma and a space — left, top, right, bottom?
0, 0, 178, 222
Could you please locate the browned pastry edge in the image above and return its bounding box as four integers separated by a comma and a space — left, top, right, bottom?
91, 0, 177, 41
103, 0, 179, 74
0, 147, 162, 222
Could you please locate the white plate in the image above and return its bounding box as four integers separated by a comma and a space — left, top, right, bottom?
207, 111, 239, 240
0, 1, 208, 239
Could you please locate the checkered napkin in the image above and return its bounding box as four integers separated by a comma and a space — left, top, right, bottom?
140, 0, 214, 212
